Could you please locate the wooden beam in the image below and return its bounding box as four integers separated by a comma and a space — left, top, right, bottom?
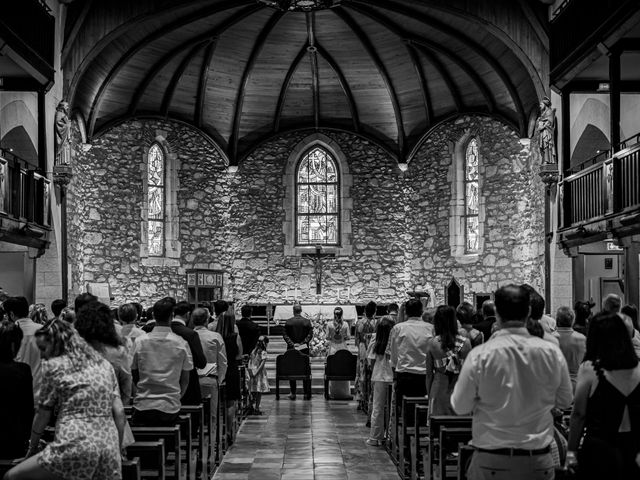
37, 89, 47, 173
413, 44, 462, 112
68, 0, 250, 106
315, 44, 360, 132
348, 2, 493, 114
127, 6, 258, 117
333, 8, 405, 157
274, 44, 309, 132
229, 10, 285, 163
194, 40, 217, 127
307, 12, 320, 129
564, 80, 640, 93
407, 43, 431, 127
358, 0, 527, 135
160, 43, 205, 117
61, 0, 95, 66
86, 1, 258, 138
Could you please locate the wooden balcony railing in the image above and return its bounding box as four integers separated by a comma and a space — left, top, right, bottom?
560, 134, 640, 229
0, 150, 51, 229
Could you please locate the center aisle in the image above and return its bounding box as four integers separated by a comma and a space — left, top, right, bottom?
212, 396, 400, 480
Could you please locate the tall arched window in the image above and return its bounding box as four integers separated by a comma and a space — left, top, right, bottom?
296, 146, 340, 245
464, 138, 479, 253
147, 143, 165, 256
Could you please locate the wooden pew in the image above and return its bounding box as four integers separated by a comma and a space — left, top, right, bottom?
122, 457, 141, 480
201, 393, 215, 474
127, 440, 166, 480
426, 416, 472, 480
409, 404, 429, 480
398, 396, 429, 479
130, 426, 181, 480
438, 427, 472, 480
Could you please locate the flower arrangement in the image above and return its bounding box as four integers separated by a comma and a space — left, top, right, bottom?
305, 312, 329, 357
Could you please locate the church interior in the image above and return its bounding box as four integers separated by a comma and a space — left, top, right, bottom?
1, 0, 640, 479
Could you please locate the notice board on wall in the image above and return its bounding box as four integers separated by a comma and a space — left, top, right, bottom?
86, 283, 112, 306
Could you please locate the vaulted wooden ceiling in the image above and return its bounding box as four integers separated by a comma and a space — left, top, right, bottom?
65, 0, 548, 164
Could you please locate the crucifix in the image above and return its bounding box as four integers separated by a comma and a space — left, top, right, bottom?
303, 244, 333, 295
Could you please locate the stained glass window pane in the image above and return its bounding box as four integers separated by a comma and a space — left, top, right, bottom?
296, 146, 339, 245
464, 138, 479, 253
466, 216, 479, 253
466, 183, 478, 215
148, 144, 164, 186
147, 143, 165, 256
148, 220, 164, 256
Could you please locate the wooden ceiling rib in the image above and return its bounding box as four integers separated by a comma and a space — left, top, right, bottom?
333, 8, 405, 157
195, 40, 217, 127
229, 10, 286, 161
361, 0, 526, 133
69, 0, 543, 162
86, 0, 258, 136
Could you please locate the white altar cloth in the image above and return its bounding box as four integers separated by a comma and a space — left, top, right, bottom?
273, 304, 358, 322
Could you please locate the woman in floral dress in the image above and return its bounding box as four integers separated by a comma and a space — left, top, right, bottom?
5, 318, 126, 480
355, 301, 378, 412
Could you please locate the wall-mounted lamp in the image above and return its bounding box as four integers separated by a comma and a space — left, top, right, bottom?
597, 82, 610, 92
227, 165, 238, 174
398, 162, 408, 172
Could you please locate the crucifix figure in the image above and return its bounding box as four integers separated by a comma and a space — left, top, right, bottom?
304, 244, 333, 295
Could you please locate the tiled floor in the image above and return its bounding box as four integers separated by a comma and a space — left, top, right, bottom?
212, 395, 400, 480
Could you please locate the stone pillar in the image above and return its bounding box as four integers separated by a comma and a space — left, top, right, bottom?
53, 164, 72, 302
539, 163, 560, 312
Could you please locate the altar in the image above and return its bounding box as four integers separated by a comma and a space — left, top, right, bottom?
273, 304, 358, 357
273, 304, 358, 323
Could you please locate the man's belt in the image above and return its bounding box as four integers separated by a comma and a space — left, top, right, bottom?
475, 446, 551, 456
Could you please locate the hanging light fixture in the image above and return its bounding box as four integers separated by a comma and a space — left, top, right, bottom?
257, 0, 342, 11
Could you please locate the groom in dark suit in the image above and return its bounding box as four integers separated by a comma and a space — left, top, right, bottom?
283, 304, 313, 400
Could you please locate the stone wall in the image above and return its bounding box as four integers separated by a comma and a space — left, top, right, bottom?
68, 116, 544, 307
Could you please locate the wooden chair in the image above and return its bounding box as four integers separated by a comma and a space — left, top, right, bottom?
427, 416, 472, 480
409, 404, 430, 480
180, 405, 205, 478
127, 440, 166, 480
398, 396, 429, 479
176, 414, 192, 480
130, 426, 181, 480
457, 445, 475, 480
324, 350, 357, 400
275, 349, 311, 400
122, 457, 141, 480
438, 427, 472, 480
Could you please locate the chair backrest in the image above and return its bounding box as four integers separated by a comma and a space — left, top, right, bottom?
276, 349, 311, 378
325, 350, 357, 380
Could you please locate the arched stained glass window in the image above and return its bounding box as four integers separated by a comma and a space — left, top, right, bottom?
147, 143, 165, 256
464, 138, 479, 253
296, 146, 340, 245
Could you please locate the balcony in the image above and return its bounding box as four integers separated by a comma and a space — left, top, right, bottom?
0, 149, 51, 249
558, 133, 640, 248
0, 0, 55, 88
550, 0, 640, 84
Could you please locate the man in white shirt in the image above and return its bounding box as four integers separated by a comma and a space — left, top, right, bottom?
386, 298, 434, 409
5, 296, 42, 403
131, 298, 193, 426
451, 284, 573, 480
193, 308, 227, 435
556, 306, 586, 390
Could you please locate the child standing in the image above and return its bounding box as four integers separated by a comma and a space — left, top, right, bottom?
248, 336, 270, 414
366, 317, 395, 446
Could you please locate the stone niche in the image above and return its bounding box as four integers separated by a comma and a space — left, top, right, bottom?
68, 115, 544, 307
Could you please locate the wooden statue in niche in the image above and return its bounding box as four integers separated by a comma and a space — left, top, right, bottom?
445, 277, 463, 308
537, 96, 557, 165
54, 101, 71, 166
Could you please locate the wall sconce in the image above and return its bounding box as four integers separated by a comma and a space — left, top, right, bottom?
398, 162, 408, 172
227, 165, 238, 174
